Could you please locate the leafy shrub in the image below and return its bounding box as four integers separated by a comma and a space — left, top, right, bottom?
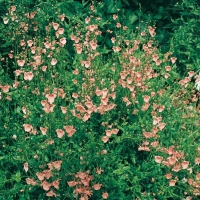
0, 1, 199, 200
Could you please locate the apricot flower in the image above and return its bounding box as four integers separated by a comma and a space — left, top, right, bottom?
169, 180, 176, 186
40, 127, 48, 135
23, 124, 33, 132
24, 162, 28, 172
26, 178, 37, 186
36, 172, 45, 181
63, 125, 76, 137
46, 190, 57, 197
56, 129, 65, 138
0, 85, 11, 93
45, 93, 56, 104
17, 60, 25, 67
52, 22, 59, 30
41, 180, 51, 191
102, 192, 109, 199
51, 179, 59, 189
60, 37, 67, 45
3, 17, 9, 24
155, 156, 163, 163
102, 136, 109, 143
181, 161, 189, 169
67, 181, 77, 187
93, 183, 102, 190
48, 160, 62, 171
24, 72, 34, 81
51, 58, 57, 65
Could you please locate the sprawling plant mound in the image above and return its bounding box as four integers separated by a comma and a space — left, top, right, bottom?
0, 1, 199, 200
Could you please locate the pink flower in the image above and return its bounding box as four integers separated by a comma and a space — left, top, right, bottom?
165, 66, 171, 71
169, 180, 176, 186
0, 85, 11, 93
63, 125, 76, 137
171, 57, 177, 64
36, 172, 45, 181
41, 66, 47, 71
93, 183, 102, 190
158, 122, 166, 131
111, 37, 116, 43
51, 58, 57, 65
24, 162, 28, 172
143, 131, 153, 138
195, 158, 200, 165
96, 167, 104, 174
85, 17, 90, 24
116, 23, 121, 28
40, 127, 48, 135
45, 93, 56, 104
105, 130, 112, 137
58, 28, 64, 34
46, 190, 57, 197
113, 14, 118, 20
196, 173, 200, 180
155, 156, 163, 163
14, 69, 23, 76
60, 37, 67, 45
143, 95, 150, 103
41, 180, 51, 191
148, 26, 156, 37
67, 181, 77, 187
102, 136, 109, 143
60, 106, 67, 114
83, 61, 91, 68
102, 149, 107, 154
87, 25, 98, 32
165, 173, 173, 179
75, 45, 82, 54
26, 178, 37, 186
58, 14, 65, 21
44, 41, 51, 49
17, 60, 25, 67
112, 46, 121, 52
52, 22, 59, 30
167, 156, 177, 165
188, 71, 194, 77
181, 161, 189, 169
90, 41, 97, 50
48, 160, 62, 171
164, 73, 170, 79
102, 192, 109, 199
155, 60, 162, 66
112, 129, 119, 135
3, 17, 9, 24
56, 129, 65, 138
24, 72, 34, 81
27, 40, 33, 47
23, 124, 33, 132
152, 54, 159, 61
51, 179, 59, 189
75, 104, 86, 113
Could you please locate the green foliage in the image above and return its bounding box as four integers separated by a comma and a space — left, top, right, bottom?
0, 0, 199, 199
170, 0, 200, 73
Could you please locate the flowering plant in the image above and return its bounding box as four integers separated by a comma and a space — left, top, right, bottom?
0, 1, 199, 199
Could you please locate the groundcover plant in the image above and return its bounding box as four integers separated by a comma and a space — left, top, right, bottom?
0, 1, 199, 199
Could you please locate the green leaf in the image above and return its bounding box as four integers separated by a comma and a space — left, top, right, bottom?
105, 0, 117, 14
0, 156, 5, 160
12, 171, 21, 183
100, 45, 111, 55
125, 10, 138, 24
25, 190, 30, 200
19, 196, 26, 200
